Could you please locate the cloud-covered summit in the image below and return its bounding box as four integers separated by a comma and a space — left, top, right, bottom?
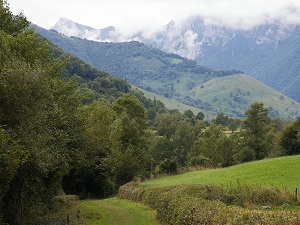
10, 0, 300, 35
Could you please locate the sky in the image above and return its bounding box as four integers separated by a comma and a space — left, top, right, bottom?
8, 0, 300, 35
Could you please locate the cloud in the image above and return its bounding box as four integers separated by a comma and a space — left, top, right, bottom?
8, 0, 300, 34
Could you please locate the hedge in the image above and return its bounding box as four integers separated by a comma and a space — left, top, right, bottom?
118, 182, 300, 225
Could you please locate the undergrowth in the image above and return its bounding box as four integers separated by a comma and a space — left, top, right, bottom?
118, 182, 300, 225
31, 195, 82, 225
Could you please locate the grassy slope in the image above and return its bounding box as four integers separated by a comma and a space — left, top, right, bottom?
134, 86, 217, 120
80, 198, 160, 225
190, 74, 300, 118
141, 155, 300, 193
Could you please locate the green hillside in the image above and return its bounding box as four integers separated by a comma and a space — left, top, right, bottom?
190, 74, 300, 118
34, 25, 300, 119
141, 155, 300, 193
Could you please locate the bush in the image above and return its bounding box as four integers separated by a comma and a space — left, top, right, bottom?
118, 183, 300, 225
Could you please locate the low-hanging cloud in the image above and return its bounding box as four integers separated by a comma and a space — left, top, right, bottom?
9, 0, 300, 35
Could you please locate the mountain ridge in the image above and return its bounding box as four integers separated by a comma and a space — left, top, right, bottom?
33, 24, 300, 119
52, 17, 300, 103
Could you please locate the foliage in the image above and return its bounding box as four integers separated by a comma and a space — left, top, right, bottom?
118, 182, 300, 225
241, 102, 274, 160
280, 117, 300, 155
188, 123, 237, 167
0, 2, 84, 223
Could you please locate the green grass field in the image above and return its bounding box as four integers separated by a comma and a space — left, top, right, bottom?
80, 198, 161, 225
141, 155, 300, 193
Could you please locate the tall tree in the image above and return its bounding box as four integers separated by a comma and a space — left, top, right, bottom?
107, 94, 148, 186
0, 2, 84, 223
241, 102, 273, 160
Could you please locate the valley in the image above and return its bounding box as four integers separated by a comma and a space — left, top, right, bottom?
34, 25, 300, 119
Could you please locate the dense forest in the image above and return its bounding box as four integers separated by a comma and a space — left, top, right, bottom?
1, 1, 300, 224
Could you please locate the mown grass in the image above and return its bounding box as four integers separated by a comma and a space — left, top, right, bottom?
80, 197, 161, 225
141, 155, 300, 193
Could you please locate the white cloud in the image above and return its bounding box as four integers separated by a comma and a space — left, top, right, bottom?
8, 0, 300, 34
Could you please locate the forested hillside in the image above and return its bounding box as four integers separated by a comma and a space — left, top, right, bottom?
34, 25, 300, 119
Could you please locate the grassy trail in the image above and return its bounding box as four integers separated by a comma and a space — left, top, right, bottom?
80, 197, 161, 225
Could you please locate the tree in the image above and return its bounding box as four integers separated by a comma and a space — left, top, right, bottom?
196, 111, 205, 121
213, 113, 229, 126
107, 94, 148, 186
173, 120, 195, 166
0, 3, 84, 222
183, 109, 195, 124
241, 102, 273, 160
154, 111, 182, 139
280, 117, 300, 155
188, 124, 236, 167
0, 128, 27, 222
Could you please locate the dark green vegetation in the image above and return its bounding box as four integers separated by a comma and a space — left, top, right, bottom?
2, 2, 300, 224
34, 25, 300, 119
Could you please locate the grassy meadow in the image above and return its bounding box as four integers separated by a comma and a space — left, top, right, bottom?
141, 154, 300, 193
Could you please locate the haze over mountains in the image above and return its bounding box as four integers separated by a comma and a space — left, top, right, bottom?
53, 17, 300, 103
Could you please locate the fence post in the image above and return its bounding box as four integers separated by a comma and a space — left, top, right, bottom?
67, 215, 70, 223
295, 188, 298, 201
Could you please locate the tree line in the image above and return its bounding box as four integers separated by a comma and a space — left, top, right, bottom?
1, 1, 300, 224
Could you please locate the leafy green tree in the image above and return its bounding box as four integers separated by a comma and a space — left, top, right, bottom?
154, 111, 182, 139
107, 94, 148, 186
0, 3, 84, 223
183, 109, 195, 124
280, 117, 300, 155
0, 128, 27, 222
196, 111, 205, 121
213, 113, 229, 126
188, 124, 236, 167
241, 102, 273, 160
228, 118, 242, 133
0, 0, 29, 35
173, 120, 195, 166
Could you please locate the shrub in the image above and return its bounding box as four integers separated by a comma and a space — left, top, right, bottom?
118, 183, 300, 225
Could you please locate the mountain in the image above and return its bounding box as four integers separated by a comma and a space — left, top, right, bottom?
34, 25, 300, 119
53, 18, 118, 42
52, 17, 300, 103
146, 17, 300, 103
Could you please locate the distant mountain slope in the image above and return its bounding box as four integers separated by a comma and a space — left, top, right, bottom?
34, 25, 300, 119
52, 17, 300, 103
143, 18, 300, 103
